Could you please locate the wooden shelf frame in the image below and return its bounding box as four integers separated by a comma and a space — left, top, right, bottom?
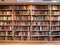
0, 3, 60, 42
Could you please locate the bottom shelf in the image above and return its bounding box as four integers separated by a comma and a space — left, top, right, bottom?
0, 36, 60, 42
14, 36, 28, 41
0, 36, 12, 40
52, 36, 60, 41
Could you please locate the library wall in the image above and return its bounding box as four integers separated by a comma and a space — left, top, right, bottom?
0, 3, 60, 43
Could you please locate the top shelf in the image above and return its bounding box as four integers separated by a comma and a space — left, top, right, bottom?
0, 5, 60, 10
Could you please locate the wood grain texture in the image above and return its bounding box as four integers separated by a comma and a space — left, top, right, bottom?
0, 43, 60, 45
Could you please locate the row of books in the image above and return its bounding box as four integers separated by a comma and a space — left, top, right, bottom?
2, 16, 60, 21
1, 21, 60, 26
32, 11, 49, 15
51, 21, 59, 25
0, 5, 12, 9
0, 22, 12, 25
31, 32, 49, 35
0, 37, 12, 40
14, 5, 48, 10
14, 31, 28, 36
15, 16, 50, 20
32, 26, 60, 31
1, 26, 60, 31
51, 6, 60, 10
31, 16, 50, 20
14, 36, 27, 40
14, 11, 49, 15
1, 11, 60, 15
1, 36, 60, 41
14, 11, 28, 15
1, 5, 60, 10
51, 21, 60, 25
51, 32, 60, 35
0, 36, 49, 40
33, 5, 48, 9
14, 21, 31, 25
0, 26, 12, 31
0, 31, 12, 36
0, 26, 60, 31
0, 5, 60, 10
14, 26, 30, 30
31, 37, 49, 41
52, 37, 60, 41
32, 26, 50, 30
15, 16, 31, 20
51, 16, 60, 20
51, 26, 60, 30
0, 16, 12, 20
14, 5, 27, 10
15, 36, 50, 41
52, 11, 60, 15
52, 38, 60, 41
0, 11, 12, 15
32, 21, 49, 25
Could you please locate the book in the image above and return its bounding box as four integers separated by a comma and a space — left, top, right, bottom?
6, 11, 12, 15
14, 26, 17, 30
37, 22, 41, 25
33, 5, 48, 9
15, 11, 20, 15
32, 26, 43, 30
14, 21, 16, 25
40, 26, 42, 30
0, 22, 3, 25
10, 26, 12, 30
51, 21, 58, 25
32, 11, 36, 15
58, 6, 60, 9
1, 17, 4, 20
6, 31, 8, 36
51, 6, 57, 10
32, 22, 36, 25
1, 32, 6, 35
8, 17, 12, 20
52, 11, 57, 15
14, 6, 19, 9
19, 6, 27, 9
28, 10, 31, 15
35, 32, 40, 35
0, 37, 5, 40
0, 11, 2, 15
58, 16, 60, 20
45, 11, 49, 15
28, 32, 30, 36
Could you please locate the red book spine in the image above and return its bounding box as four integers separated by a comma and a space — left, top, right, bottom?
29, 16, 31, 20
17, 22, 19, 25
59, 22, 60, 25
8, 27, 10, 30
25, 22, 27, 26
44, 26, 47, 30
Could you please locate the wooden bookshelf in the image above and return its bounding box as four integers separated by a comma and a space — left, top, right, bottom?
0, 3, 60, 42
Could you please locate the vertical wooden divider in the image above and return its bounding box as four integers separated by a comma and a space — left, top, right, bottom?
49, 4, 52, 41
12, 4, 14, 41
30, 4, 33, 41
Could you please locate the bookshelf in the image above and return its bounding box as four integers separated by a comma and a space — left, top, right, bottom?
31, 5, 50, 41
0, 3, 60, 42
51, 5, 60, 41
0, 5, 13, 41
